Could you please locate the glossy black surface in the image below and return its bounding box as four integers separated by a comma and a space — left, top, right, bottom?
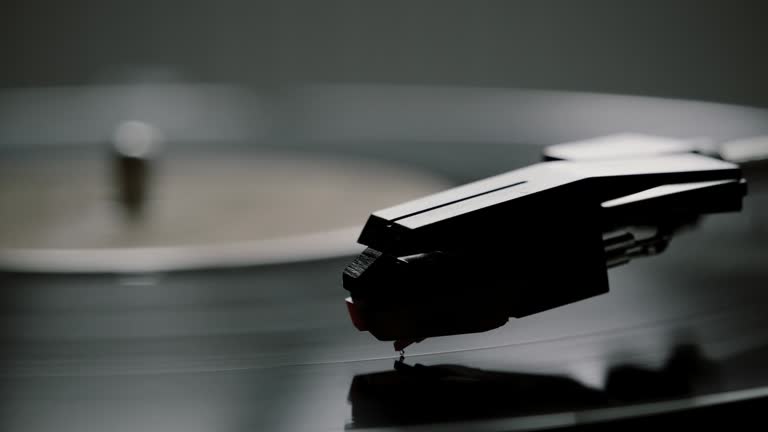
2, 90, 768, 431
3, 211, 768, 432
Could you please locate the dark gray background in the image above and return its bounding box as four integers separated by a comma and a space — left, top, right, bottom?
2, 0, 767, 106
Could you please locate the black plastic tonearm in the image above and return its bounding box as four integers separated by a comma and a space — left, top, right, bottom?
343, 135, 747, 349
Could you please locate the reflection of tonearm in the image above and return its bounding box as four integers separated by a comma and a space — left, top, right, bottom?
343, 135, 754, 350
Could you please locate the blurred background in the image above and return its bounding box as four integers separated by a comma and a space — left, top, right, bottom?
0, 0, 768, 105
2, 0, 767, 106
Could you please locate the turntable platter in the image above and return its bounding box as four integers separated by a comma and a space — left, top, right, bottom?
2, 87, 768, 432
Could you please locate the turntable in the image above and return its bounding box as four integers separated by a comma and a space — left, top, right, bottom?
1, 84, 768, 431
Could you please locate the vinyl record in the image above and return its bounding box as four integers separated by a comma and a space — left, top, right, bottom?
1, 84, 768, 432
